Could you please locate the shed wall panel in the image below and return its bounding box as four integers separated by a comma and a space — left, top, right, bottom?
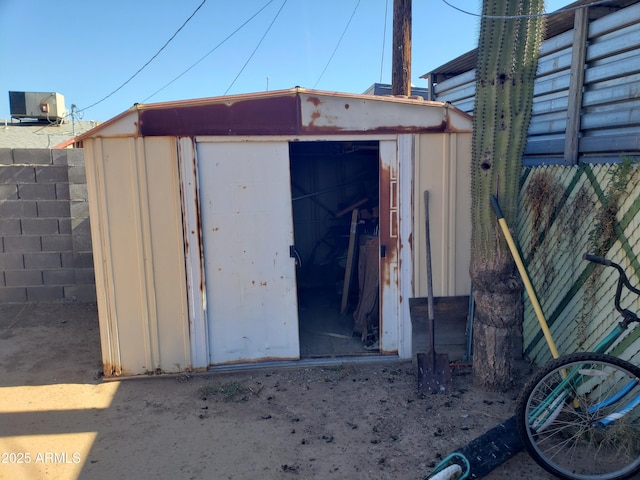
413, 133, 472, 298
84, 136, 190, 376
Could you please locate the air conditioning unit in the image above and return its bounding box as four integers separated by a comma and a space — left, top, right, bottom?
9, 91, 67, 124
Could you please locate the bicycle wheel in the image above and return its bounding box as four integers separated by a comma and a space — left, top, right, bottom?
516, 352, 640, 480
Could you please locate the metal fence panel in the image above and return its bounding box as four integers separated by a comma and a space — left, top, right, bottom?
431, 2, 640, 166
519, 164, 640, 366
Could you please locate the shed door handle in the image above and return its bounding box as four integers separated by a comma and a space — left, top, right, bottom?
290, 245, 302, 267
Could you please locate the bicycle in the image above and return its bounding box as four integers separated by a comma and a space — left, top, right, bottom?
516, 253, 640, 480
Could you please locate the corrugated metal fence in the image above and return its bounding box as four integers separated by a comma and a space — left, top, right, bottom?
433, 1, 640, 165
518, 162, 640, 366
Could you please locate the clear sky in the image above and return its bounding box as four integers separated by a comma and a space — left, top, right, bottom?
0, 0, 569, 122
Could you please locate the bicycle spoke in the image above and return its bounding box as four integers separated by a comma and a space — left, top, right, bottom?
516, 353, 640, 480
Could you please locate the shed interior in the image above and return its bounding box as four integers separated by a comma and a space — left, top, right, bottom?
289, 141, 381, 357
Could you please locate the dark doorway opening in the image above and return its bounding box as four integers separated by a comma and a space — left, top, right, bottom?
289, 141, 380, 357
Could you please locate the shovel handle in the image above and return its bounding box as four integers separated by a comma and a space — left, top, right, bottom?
490, 195, 560, 359
490, 195, 504, 219
424, 191, 435, 322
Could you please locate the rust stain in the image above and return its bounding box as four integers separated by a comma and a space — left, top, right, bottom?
102, 361, 115, 377
136, 92, 465, 137
299, 123, 450, 135
189, 140, 206, 296
378, 152, 400, 342
379, 349, 398, 355
139, 95, 300, 136
306, 96, 322, 107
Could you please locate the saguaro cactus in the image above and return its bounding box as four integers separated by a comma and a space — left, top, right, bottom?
471, 0, 545, 390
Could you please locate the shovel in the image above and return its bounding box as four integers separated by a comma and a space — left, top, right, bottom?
417, 191, 451, 394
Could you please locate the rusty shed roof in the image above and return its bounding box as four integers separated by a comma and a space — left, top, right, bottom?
75, 88, 472, 143
421, 0, 638, 80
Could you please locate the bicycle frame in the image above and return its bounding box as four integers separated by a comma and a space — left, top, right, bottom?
527, 253, 640, 431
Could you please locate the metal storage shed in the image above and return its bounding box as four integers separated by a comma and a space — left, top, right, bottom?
76, 88, 472, 377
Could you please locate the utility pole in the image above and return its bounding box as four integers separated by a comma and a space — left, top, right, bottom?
391, 0, 411, 96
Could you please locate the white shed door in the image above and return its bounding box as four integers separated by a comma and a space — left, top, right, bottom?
197, 141, 299, 364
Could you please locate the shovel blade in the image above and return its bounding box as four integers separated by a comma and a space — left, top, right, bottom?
417, 352, 452, 394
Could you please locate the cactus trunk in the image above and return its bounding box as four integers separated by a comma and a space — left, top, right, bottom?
471, 0, 545, 390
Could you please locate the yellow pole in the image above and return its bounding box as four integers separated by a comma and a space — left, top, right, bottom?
490, 196, 560, 359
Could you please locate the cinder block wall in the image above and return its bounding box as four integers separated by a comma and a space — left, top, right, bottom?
0, 148, 96, 302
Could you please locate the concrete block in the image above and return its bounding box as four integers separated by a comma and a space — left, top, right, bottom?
0, 253, 24, 270
72, 217, 91, 232
69, 184, 88, 201
0, 200, 37, 218
56, 183, 70, 200
0, 165, 35, 183
4, 235, 41, 252
51, 150, 69, 166
27, 286, 64, 301
64, 284, 97, 302
61, 252, 74, 268
42, 234, 73, 252
21, 218, 59, 235
65, 149, 85, 167
75, 267, 95, 285
43, 268, 75, 285
24, 252, 61, 269
72, 233, 93, 252
0, 219, 21, 235
18, 183, 56, 200
0, 184, 18, 201
70, 200, 89, 219
0, 287, 27, 303
73, 252, 94, 268
5, 269, 42, 286
59, 218, 71, 234
36, 165, 69, 183
13, 149, 52, 165
68, 165, 86, 184
0, 149, 13, 165
37, 200, 70, 218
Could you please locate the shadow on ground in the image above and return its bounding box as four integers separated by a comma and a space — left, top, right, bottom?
0, 301, 554, 480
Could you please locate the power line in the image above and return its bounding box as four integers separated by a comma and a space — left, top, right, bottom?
224, 0, 288, 95
440, 0, 615, 19
77, 0, 207, 114
313, 0, 362, 89
142, 0, 275, 103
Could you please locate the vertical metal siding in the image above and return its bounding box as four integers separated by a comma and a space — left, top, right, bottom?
431, 2, 640, 165
413, 132, 472, 299
84, 136, 191, 376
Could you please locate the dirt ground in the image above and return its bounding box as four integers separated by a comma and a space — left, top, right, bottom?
0, 301, 557, 480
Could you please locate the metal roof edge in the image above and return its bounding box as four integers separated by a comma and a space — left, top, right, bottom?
74, 106, 140, 144
76, 88, 472, 141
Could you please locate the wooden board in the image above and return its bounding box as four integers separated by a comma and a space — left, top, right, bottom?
341, 208, 359, 314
